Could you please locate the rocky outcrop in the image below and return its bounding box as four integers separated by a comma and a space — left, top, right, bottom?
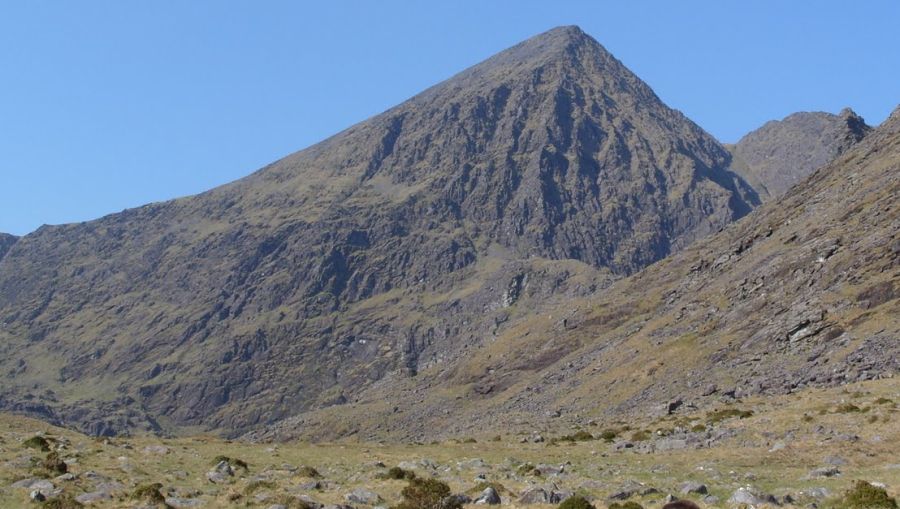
0, 233, 17, 262
0, 26, 761, 437
727, 108, 871, 200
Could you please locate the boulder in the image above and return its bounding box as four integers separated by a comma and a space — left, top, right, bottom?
475, 487, 501, 505
345, 488, 382, 505
165, 497, 206, 508
518, 488, 549, 504
680, 482, 708, 495
728, 487, 778, 507
75, 491, 112, 504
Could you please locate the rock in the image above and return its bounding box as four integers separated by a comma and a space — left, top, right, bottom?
445, 494, 472, 506
728, 487, 778, 507
143, 445, 170, 455
768, 441, 786, 452
474, 487, 501, 505
608, 480, 659, 501
550, 490, 574, 503
268, 506, 287, 509
807, 466, 840, 478
75, 491, 112, 504
680, 482, 708, 495
207, 460, 235, 483
54, 473, 76, 482
701, 384, 718, 396
518, 488, 550, 504
165, 497, 206, 508
30, 490, 46, 502
345, 488, 382, 505
298, 480, 323, 490
804, 488, 830, 499
824, 456, 847, 466
11, 479, 55, 491
703, 495, 720, 505
534, 464, 564, 476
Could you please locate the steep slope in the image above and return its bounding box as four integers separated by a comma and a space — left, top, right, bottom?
0, 233, 16, 262
0, 26, 759, 437
257, 107, 900, 442
727, 108, 871, 200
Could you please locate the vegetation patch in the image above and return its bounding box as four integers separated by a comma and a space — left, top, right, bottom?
828, 480, 898, 509
42, 451, 68, 474
381, 466, 417, 480
24, 436, 51, 451
558, 495, 596, 509
706, 408, 754, 423
41, 494, 84, 509
132, 482, 166, 505
296, 465, 321, 478
395, 477, 460, 509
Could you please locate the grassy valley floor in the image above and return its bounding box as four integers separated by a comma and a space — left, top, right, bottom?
1, 377, 898, 508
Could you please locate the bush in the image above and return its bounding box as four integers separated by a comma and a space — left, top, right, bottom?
690, 424, 707, 433
558, 495, 595, 509
609, 502, 644, 509
24, 436, 51, 451
296, 466, 321, 478
41, 494, 84, 509
43, 451, 68, 474
132, 483, 165, 504
516, 463, 538, 476
598, 429, 618, 442
461, 437, 477, 443
874, 397, 894, 405
833, 481, 898, 508
384, 466, 417, 480
394, 477, 459, 509
835, 403, 862, 414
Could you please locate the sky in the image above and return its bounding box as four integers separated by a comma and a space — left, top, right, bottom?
1, 1, 898, 236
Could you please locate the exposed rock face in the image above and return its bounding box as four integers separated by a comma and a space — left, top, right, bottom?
0, 26, 762, 437
727, 108, 871, 200
0, 233, 17, 262
253, 107, 899, 442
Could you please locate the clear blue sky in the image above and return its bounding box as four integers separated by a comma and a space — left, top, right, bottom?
2, 1, 897, 236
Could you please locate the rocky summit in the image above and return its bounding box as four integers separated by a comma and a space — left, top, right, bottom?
727, 108, 871, 200
0, 25, 895, 446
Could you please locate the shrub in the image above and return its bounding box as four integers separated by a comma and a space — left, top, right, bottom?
598, 429, 618, 442
690, 423, 707, 433
836, 480, 898, 509
874, 397, 894, 405
24, 436, 51, 451
835, 403, 862, 414
557, 495, 595, 509
609, 502, 643, 509
43, 451, 68, 474
384, 466, 417, 480
395, 477, 459, 509
516, 463, 538, 476
296, 466, 321, 478
41, 494, 84, 509
461, 437, 477, 443
132, 483, 165, 504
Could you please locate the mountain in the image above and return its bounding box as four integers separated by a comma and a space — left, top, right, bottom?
0, 233, 16, 262
254, 106, 900, 442
727, 108, 871, 200
0, 26, 761, 437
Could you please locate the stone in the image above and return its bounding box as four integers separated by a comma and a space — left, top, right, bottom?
143, 445, 170, 455
518, 488, 549, 504
11, 479, 55, 491
807, 466, 840, 478
345, 488, 382, 505
30, 490, 46, 502
75, 491, 112, 504
165, 497, 206, 508
474, 487, 501, 505
728, 487, 778, 507
680, 482, 708, 495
